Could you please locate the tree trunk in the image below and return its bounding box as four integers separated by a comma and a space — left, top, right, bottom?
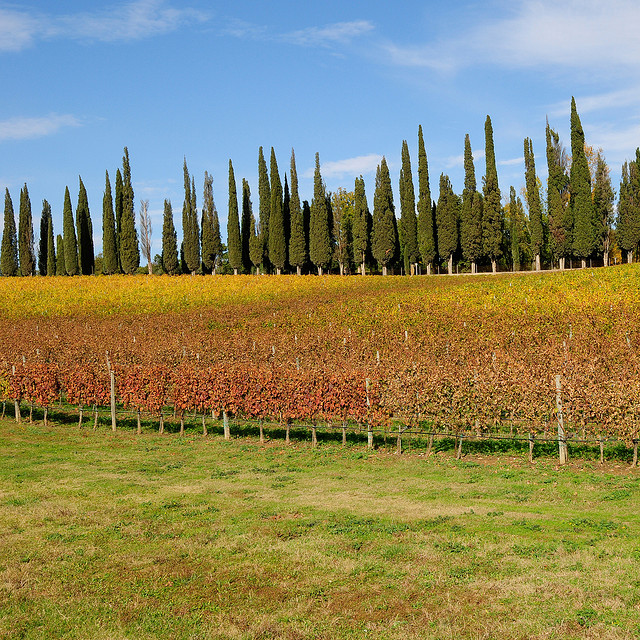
233, 267, 238, 276
259, 421, 265, 444
285, 420, 290, 444
447, 254, 453, 275
491, 259, 497, 274
296, 265, 301, 276
628, 250, 633, 264
276, 267, 281, 275
202, 413, 207, 436
223, 410, 230, 440
535, 253, 541, 271
78, 405, 83, 428
317, 266, 323, 276
180, 411, 185, 435
603, 251, 609, 267
159, 413, 164, 434
426, 263, 431, 276
44, 407, 48, 427
361, 260, 366, 276
137, 409, 141, 435
15, 400, 21, 424
339, 262, 344, 276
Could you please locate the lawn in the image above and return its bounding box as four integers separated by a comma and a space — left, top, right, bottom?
1, 418, 639, 639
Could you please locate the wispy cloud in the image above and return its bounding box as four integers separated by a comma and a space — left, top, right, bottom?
0, 114, 81, 141
444, 149, 484, 168
498, 157, 523, 167
0, 0, 208, 51
303, 154, 382, 179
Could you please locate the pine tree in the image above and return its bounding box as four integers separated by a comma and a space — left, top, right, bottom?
288, 149, 306, 275
436, 174, 459, 274
76, 176, 94, 275
309, 153, 332, 275
115, 168, 124, 272
524, 137, 543, 270
227, 160, 242, 274
258, 146, 270, 272
181, 159, 199, 274
592, 152, 615, 266
38, 199, 52, 276
120, 149, 140, 274
482, 115, 502, 273
162, 199, 179, 275
570, 97, 597, 266
102, 171, 119, 275
201, 171, 222, 274
18, 184, 35, 276
46, 208, 55, 277
352, 176, 369, 275
371, 157, 397, 275
1, 189, 18, 276
416, 125, 436, 274
268, 148, 286, 274
55, 234, 66, 276
62, 186, 78, 276
460, 134, 483, 273
398, 140, 419, 275
241, 176, 251, 273
546, 120, 571, 268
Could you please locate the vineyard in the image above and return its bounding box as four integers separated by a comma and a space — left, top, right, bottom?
2, 266, 640, 453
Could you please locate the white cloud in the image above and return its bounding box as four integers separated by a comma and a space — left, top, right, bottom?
498, 157, 524, 166
303, 154, 382, 179
0, 0, 208, 51
283, 20, 374, 47
0, 114, 81, 141
444, 149, 484, 168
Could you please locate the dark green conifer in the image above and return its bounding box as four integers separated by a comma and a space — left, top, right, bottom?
102, 171, 119, 275
119, 148, 140, 274
18, 184, 35, 276
201, 171, 222, 274
1, 189, 18, 276
268, 148, 286, 274
436, 174, 459, 274
288, 149, 306, 275
241, 176, 251, 272
371, 157, 397, 275
38, 199, 52, 276
460, 134, 483, 273
55, 234, 65, 276
181, 159, 199, 274
546, 120, 571, 268
227, 160, 242, 274
115, 168, 124, 271
62, 186, 78, 276
482, 116, 502, 273
258, 146, 270, 271
76, 176, 94, 275
416, 125, 436, 273
524, 137, 544, 270
46, 207, 55, 276
352, 176, 369, 275
592, 152, 615, 266
162, 199, 179, 275
309, 153, 332, 275
248, 211, 262, 274
399, 140, 419, 274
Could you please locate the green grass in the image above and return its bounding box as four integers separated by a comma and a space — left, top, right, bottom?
1, 418, 639, 639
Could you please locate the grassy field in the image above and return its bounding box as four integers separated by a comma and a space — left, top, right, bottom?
1, 418, 639, 639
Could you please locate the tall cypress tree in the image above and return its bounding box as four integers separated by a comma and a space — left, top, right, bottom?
592, 152, 614, 266
181, 159, 199, 274
482, 115, 502, 273
120, 149, 140, 274
288, 149, 306, 275
162, 199, 179, 275
18, 184, 35, 276
115, 168, 124, 272
38, 199, 52, 276
309, 152, 332, 275
201, 171, 222, 274
1, 189, 18, 276
248, 210, 262, 275
524, 137, 543, 270
76, 176, 94, 275
268, 148, 286, 274
436, 174, 459, 275
227, 160, 242, 274
258, 146, 270, 272
546, 120, 571, 268
46, 207, 55, 277
241, 176, 251, 273
55, 234, 66, 276
371, 157, 397, 275
617, 159, 640, 263
102, 171, 118, 275
570, 97, 597, 266
352, 176, 369, 275
62, 186, 78, 276
416, 125, 436, 274
460, 134, 483, 273
399, 140, 419, 274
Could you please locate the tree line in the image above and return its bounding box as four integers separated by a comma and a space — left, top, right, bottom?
0, 97, 634, 277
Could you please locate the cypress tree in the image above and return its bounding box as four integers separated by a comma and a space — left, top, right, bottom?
201, 171, 222, 274
268, 148, 286, 274
616, 161, 640, 263
76, 176, 94, 275
288, 149, 306, 275
416, 125, 436, 274
283, 174, 290, 269
38, 199, 52, 275
399, 140, 419, 275
248, 211, 262, 275
352, 176, 369, 275
258, 146, 270, 271
570, 97, 597, 266
115, 168, 124, 271
120, 149, 140, 274
102, 171, 119, 275
241, 176, 251, 272
1, 189, 18, 276
227, 160, 242, 275
309, 152, 332, 275
46, 207, 55, 277
302, 200, 311, 272
162, 199, 179, 275
546, 120, 571, 268
181, 159, 199, 274
55, 234, 66, 276
482, 115, 502, 273
371, 157, 397, 275
460, 134, 483, 273
18, 184, 35, 276
524, 137, 543, 270
436, 173, 459, 275
62, 186, 79, 276
592, 152, 615, 266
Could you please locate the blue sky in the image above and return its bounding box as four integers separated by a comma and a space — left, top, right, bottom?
1, 0, 639, 256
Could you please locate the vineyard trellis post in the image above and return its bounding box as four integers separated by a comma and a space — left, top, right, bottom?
366, 378, 373, 449
555, 375, 567, 464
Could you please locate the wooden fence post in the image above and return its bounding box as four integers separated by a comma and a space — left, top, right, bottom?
555, 375, 567, 464
633, 439, 638, 467
528, 432, 535, 463
456, 434, 463, 459
396, 424, 402, 455
223, 411, 230, 440
109, 369, 116, 432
